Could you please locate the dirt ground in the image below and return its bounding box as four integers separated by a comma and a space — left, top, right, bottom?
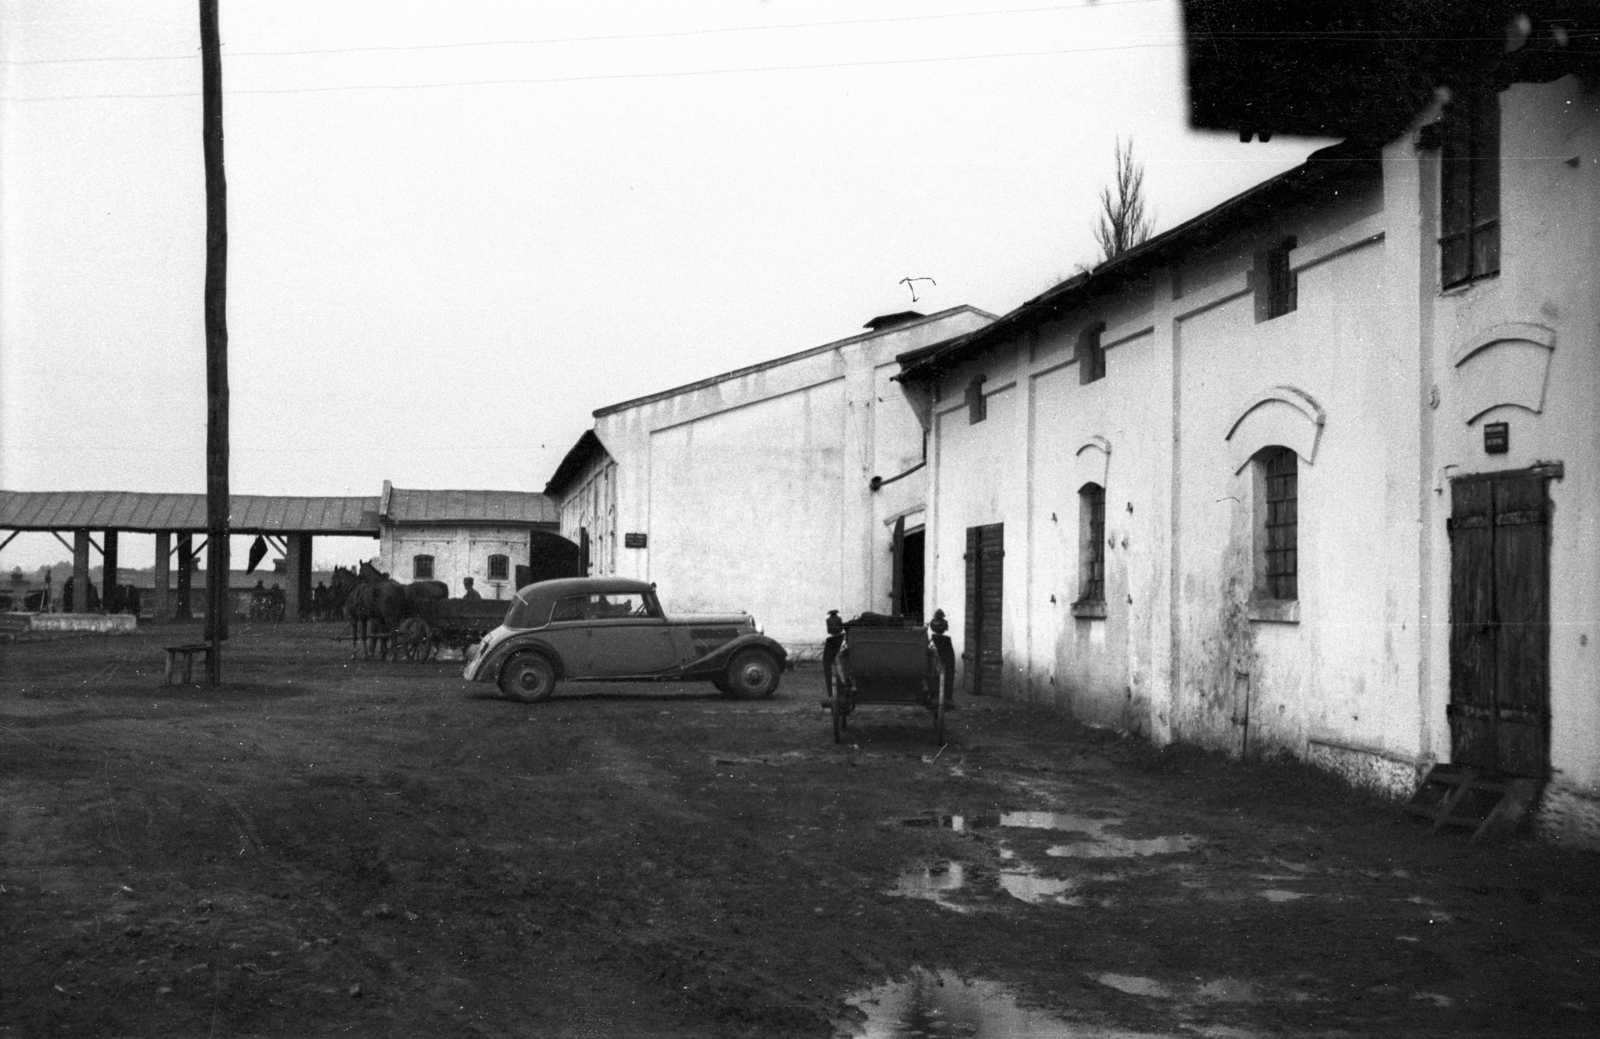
2, 622, 1597, 1039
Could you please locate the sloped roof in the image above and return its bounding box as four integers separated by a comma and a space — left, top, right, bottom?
381, 486, 558, 526
0, 491, 380, 534
543, 430, 611, 500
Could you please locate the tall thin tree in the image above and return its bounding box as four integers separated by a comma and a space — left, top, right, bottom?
200, 0, 229, 683
1093, 137, 1154, 264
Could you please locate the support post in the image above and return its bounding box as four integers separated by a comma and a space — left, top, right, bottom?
71, 531, 91, 612
176, 533, 194, 620
200, 0, 230, 682
154, 531, 172, 621
102, 530, 119, 613
285, 534, 312, 621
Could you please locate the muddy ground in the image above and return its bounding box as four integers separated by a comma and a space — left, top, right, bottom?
2, 622, 1597, 1038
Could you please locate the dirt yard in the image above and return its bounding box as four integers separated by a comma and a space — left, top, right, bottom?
2, 622, 1597, 1038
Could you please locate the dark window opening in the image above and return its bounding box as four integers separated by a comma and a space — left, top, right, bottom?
1254, 237, 1298, 321
965, 375, 987, 424
1077, 322, 1106, 384
487, 554, 510, 581
412, 554, 434, 580
1258, 448, 1298, 600
1440, 86, 1500, 288
1078, 483, 1106, 603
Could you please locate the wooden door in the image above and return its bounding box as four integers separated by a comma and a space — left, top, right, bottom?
963, 524, 1004, 695
1447, 471, 1551, 777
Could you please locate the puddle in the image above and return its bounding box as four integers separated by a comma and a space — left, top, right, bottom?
1257, 889, 1308, 903
997, 870, 1079, 906
1093, 973, 1176, 999
1195, 979, 1260, 1003
839, 969, 1180, 1038
888, 862, 972, 913
902, 812, 1200, 860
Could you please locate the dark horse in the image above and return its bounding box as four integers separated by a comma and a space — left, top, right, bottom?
331, 562, 449, 659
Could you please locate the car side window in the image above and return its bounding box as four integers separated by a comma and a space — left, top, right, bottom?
551, 593, 658, 621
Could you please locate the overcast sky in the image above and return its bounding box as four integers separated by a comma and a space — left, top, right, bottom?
0, 0, 1330, 572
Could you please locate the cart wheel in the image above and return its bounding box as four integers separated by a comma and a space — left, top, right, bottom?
930, 652, 949, 745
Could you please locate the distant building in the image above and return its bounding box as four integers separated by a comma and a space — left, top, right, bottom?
545, 306, 995, 655
375, 482, 563, 600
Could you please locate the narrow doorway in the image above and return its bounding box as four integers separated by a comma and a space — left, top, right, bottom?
1447, 469, 1553, 778
963, 523, 1004, 696
889, 519, 926, 623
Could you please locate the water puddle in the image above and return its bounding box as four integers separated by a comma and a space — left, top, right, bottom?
997, 870, 1079, 906
1094, 973, 1176, 999
1046, 834, 1200, 859
839, 970, 1182, 1038
901, 812, 1200, 860
1196, 979, 1260, 1003
1257, 889, 1307, 903
889, 862, 973, 913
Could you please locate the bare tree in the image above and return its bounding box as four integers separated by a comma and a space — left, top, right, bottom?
1093, 137, 1154, 264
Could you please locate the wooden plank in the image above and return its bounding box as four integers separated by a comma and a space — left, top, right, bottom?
1493, 475, 1550, 777
1448, 479, 1497, 768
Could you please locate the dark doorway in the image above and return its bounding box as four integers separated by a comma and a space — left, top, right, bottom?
963, 523, 1004, 696
1448, 469, 1553, 778
526, 530, 583, 587
900, 528, 925, 624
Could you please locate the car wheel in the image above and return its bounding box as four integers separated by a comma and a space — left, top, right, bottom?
726, 649, 780, 699
500, 653, 557, 703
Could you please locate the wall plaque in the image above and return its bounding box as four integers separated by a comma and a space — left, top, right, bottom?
624, 532, 648, 549
1483, 422, 1509, 455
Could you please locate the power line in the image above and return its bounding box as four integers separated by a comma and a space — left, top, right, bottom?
2, 1, 1166, 66
3, 38, 1184, 102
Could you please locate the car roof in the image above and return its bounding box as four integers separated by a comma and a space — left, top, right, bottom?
513, 576, 654, 613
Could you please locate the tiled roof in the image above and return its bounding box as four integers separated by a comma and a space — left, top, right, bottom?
382, 487, 559, 526
0, 491, 380, 534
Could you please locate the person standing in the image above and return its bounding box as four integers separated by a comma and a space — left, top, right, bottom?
461, 577, 482, 601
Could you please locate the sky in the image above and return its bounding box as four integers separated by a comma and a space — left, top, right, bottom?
0, 0, 1331, 573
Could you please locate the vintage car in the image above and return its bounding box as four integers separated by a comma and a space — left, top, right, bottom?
462, 577, 788, 702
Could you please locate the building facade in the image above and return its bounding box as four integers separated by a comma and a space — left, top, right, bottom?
375, 483, 562, 601
902, 75, 1599, 846
545, 307, 995, 656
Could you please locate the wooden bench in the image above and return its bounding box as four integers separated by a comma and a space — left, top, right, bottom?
163, 642, 213, 685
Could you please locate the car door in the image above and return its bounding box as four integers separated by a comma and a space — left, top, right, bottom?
581, 593, 678, 676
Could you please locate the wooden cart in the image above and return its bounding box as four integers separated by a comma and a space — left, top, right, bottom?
392, 598, 511, 663
823, 610, 955, 744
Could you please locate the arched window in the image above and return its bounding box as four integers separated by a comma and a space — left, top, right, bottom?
965, 375, 987, 424
1253, 448, 1297, 601
1077, 482, 1105, 604
1076, 321, 1106, 384
487, 554, 510, 581
412, 554, 434, 580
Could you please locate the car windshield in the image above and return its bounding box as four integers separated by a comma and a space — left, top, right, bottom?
550, 592, 659, 622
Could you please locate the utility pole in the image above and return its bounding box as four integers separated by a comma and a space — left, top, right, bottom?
200, 0, 229, 683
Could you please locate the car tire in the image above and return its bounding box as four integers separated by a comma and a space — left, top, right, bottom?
500, 653, 557, 703
726, 649, 780, 699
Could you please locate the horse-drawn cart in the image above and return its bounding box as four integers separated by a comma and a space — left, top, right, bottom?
823, 609, 956, 744
393, 598, 510, 663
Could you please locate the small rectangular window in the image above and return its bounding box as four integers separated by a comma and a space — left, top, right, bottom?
1077, 322, 1106, 385
965, 375, 987, 424
487, 554, 510, 581
1078, 483, 1106, 604
412, 554, 434, 580
1440, 87, 1500, 288
1254, 237, 1298, 321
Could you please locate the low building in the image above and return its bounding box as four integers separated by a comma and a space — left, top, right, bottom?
375, 483, 563, 601
900, 48, 1599, 845
545, 307, 995, 655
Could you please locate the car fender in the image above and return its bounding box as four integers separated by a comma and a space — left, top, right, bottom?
479, 635, 568, 683
690, 633, 788, 675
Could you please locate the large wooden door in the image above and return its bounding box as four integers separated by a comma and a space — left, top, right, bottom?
963, 523, 1004, 696
1448, 470, 1551, 777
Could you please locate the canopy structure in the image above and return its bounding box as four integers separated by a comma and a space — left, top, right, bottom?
0, 491, 380, 535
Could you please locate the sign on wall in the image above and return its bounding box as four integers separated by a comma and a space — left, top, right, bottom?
624, 532, 648, 548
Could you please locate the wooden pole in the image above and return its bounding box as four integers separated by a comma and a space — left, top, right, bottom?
200, 0, 229, 682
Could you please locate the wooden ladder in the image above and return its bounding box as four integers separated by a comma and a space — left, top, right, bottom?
1404, 764, 1544, 844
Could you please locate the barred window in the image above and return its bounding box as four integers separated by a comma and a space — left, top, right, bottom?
1077, 321, 1106, 385
412, 554, 434, 580
487, 554, 510, 581
1078, 482, 1106, 603
1254, 237, 1298, 321
1257, 448, 1298, 600
1440, 86, 1500, 289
